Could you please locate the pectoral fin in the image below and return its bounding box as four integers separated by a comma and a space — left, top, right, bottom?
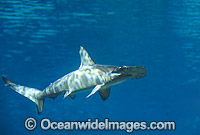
98, 87, 110, 101
86, 84, 104, 98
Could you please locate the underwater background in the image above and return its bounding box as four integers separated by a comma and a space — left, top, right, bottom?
0, 0, 200, 135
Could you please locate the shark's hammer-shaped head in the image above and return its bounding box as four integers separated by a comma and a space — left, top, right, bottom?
112, 66, 146, 79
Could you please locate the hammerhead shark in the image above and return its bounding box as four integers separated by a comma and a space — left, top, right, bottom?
2, 46, 146, 114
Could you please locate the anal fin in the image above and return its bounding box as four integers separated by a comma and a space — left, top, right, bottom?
98, 87, 110, 101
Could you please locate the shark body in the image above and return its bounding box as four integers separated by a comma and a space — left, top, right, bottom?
2, 46, 146, 114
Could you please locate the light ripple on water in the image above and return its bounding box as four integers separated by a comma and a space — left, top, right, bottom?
169, 0, 200, 39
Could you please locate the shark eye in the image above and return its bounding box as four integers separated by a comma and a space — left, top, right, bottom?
116, 66, 122, 70
112, 66, 122, 73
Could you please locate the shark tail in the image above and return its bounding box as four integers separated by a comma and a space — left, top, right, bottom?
2, 76, 45, 115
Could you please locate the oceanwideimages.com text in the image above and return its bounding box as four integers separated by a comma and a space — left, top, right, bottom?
25, 118, 176, 133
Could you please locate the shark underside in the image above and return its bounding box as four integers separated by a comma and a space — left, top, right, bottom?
2, 46, 146, 114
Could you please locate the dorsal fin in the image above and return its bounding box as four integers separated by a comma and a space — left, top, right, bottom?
79, 46, 95, 68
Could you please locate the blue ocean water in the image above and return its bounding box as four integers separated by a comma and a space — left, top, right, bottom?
0, 0, 200, 134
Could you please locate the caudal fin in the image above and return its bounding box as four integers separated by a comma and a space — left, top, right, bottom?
2, 76, 44, 115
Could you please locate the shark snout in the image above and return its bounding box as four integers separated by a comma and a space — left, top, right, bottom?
130, 66, 146, 79
112, 66, 146, 79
